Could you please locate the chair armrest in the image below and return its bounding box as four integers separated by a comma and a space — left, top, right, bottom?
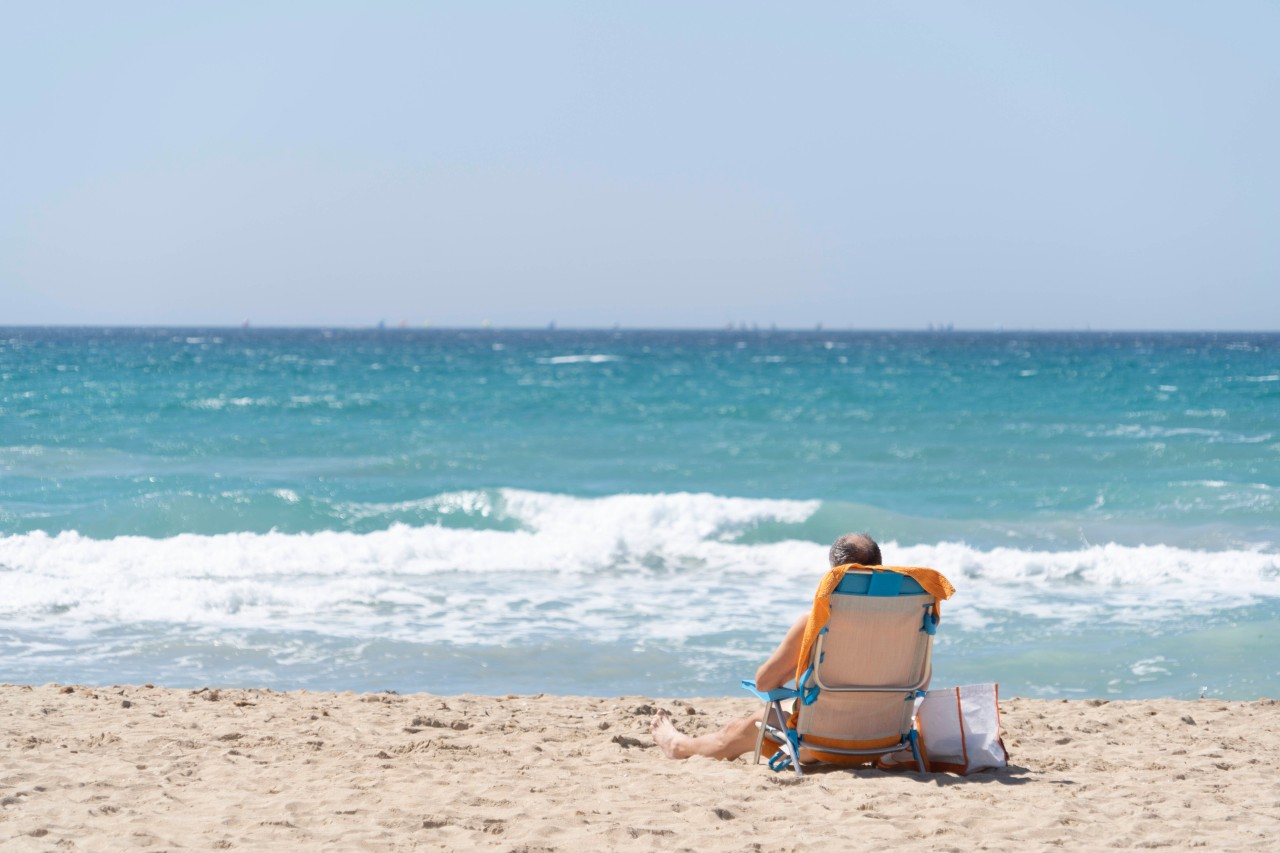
741, 680, 800, 702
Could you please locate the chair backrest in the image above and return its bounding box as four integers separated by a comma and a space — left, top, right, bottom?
795, 570, 937, 745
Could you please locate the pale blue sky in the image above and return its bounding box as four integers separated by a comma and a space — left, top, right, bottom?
2, 2, 1276, 329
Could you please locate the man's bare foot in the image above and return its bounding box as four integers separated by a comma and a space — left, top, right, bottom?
649, 709, 691, 759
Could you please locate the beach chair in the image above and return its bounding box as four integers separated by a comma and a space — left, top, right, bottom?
742, 563, 954, 776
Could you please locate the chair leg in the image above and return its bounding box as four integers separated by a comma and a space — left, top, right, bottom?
757, 701, 805, 777
909, 728, 926, 773
751, 700, 769, 765
787, 729, 805, 778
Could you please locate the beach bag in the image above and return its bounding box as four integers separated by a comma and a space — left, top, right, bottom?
916, 683, 1008, 774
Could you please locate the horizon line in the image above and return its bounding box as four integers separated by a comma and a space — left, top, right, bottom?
1, 323, 1277, 335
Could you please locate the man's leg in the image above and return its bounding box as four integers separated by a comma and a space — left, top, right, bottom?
649, 706, 765, 761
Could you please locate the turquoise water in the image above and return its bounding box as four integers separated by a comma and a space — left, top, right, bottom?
2, 328, 1277, 698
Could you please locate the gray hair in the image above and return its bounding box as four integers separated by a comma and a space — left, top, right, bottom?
828, 533, 882, 567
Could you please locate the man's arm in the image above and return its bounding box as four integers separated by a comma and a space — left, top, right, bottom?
753, 613, 809, 691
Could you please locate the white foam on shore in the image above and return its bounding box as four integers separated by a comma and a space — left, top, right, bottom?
891, 540, 1280, 631
0, 491, 822, 643
1, 490, 1278, 648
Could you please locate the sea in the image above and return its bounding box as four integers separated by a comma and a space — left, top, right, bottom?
2, 327, 1277, 700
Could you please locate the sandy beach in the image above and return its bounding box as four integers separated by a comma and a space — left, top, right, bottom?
1, 684, 1277, 850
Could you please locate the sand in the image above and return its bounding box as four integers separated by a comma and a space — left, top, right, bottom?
2, 684, 1278, 851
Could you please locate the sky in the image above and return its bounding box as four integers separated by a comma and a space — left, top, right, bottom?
2, 2, 1277, 330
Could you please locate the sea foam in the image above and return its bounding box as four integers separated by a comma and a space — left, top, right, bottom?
2, 490, 1277, 647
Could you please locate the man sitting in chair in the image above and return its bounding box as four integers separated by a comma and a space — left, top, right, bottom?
649, 532, 882, 761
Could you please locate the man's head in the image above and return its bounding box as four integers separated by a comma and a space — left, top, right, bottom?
828, 533, 882, 567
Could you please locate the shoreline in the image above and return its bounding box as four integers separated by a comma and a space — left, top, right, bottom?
3, 684, 1277, 850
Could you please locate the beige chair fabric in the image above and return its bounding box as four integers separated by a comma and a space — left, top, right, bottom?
795, 590, 933, 743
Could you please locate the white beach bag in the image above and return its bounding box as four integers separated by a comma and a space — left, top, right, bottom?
916, 683, 1008, 775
